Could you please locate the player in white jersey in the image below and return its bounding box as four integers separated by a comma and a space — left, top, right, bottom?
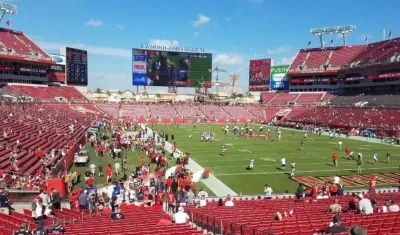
259, 126, 264, 132
222, 144, 227, 155
357, 153, 363, 162
304, 132, 307, 139
278, 133, 281, 140
281, 157, 286, 172
197, 188, 208, 207
338, 140, 342, 150
373, 152, 378, 164
290, 161, 296, 178
249, 157, 255, 171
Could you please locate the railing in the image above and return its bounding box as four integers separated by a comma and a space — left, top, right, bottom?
188, 209, 271, 235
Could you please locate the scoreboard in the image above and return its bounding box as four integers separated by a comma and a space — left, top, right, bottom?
66, 47, 88, 86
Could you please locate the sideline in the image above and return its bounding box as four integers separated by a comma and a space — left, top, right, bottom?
139, 124, 238, 196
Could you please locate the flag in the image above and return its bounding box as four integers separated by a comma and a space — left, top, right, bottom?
389, 31, 392, 38
330, 39, 334, 44
364, 36, 368, 42
6, 19, 10, 29
307, 41, 311, 46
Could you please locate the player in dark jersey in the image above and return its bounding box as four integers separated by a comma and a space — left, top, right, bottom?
151, 53, 175, 86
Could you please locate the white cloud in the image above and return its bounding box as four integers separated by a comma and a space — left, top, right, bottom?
213, 53, 244, 65
267, 46, 291, 54
192, 14, 210, 27
148, 39, 179, 47
115, 25, 124, 30
85, 19, 103, 27
193, 32, 200, 37
225, 17, 231, 22
37, 41, 132, 58
276, 56, 295, 65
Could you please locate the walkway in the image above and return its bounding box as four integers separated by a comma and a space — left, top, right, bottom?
139, 124, 238, 197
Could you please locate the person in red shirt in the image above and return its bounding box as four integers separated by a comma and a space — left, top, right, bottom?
106, 164, 113, 183
156, 190, 164, 205
312, 184, 319, 198
330, 184, 338, 196
165, 177, 173, 192
36, 148, 43, 160
167, 191, 175, 214
345, 147, 350, 158
369, 176, 376, 193
332, 153, 338, 167
86, 176, 94, 187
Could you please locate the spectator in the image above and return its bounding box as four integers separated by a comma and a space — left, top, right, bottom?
295, 183, 304, 200
325, 214, 346, 234
380, 200, 391, 213
79, 190, 88, 210
327, 199, 342, 212
106, 164, 113, 183
186, 189, 195, 205
264, 184, 273, 197
111, 208, 124, 220
38, 189, 49, 208
224, 196, 234, 207
0, 189, 14, 215
348, 225, 367, 235
389, 199, 400, 212
49, 221, 66, 234
358, 193, 373, 215
31, 220, 48, 235
218, 198, 223, 206
173, 207, 189, 224
13, 223, 30, 235
50, 188, 61, 210
273, 211, 293, 221
31, 196, 43, 222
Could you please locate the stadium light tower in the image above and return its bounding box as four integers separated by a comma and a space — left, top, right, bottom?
0, 2, 17, 23
310, 25, 356, 48
208, 66, 226, 98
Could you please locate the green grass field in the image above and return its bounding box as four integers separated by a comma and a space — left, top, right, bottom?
150, 124, 400, 195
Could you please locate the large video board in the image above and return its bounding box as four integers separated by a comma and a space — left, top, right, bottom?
66, 47, 88, 86
248, 59, 272, 91
132, 49, 212, 87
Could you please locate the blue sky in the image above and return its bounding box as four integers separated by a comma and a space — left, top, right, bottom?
7, 0, 400, 92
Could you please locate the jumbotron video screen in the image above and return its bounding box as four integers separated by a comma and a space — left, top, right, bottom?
132, 49, 212, 87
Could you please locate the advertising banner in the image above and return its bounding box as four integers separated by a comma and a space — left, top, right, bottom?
132, 54, 148, 86
270, 65, 289, 90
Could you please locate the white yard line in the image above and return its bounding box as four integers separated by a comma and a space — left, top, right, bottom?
213, 166, 399, 176
139, 124, 237, 196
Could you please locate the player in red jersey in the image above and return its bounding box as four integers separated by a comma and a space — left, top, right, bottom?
167, 191, 175, 214
156, 190, 164, 206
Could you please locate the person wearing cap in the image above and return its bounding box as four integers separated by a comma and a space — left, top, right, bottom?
325, 214, 346, 234
14, 223, 30, 235
49, 221, 66, 234
173, 207, 189, 224
357, 193, 373, 215
110, 207, 124, 220
347, 225, 367, 235
31, 196, 43, 222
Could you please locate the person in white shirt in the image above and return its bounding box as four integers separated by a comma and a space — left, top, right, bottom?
173, 207, 189, 224
373, 152, 378, 165
333, 175, 340, 184
264, 184, 273, 197
281, 157, 286, 172
224, 198, 234, 207
338, 140, 342, 150
114, 162, 121, 176
197, 188, 208, 207
358, 193, 373, 215
389, 200, 400, 212
89, 163, 96, 176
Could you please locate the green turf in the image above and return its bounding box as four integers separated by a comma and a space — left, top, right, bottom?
70, 129, 216, 196
151, 124, 400, 195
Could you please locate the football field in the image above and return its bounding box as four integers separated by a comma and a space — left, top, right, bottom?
153, 124, 400, 195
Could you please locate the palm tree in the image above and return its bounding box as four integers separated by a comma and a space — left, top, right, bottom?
245, 91, 254, 99
155, 93, 161, 99
141, 91, 149, 98
237, 93, 244, 100
117, 90, 122, 95
94, 88, 102, 102
230, 92, 238, 99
